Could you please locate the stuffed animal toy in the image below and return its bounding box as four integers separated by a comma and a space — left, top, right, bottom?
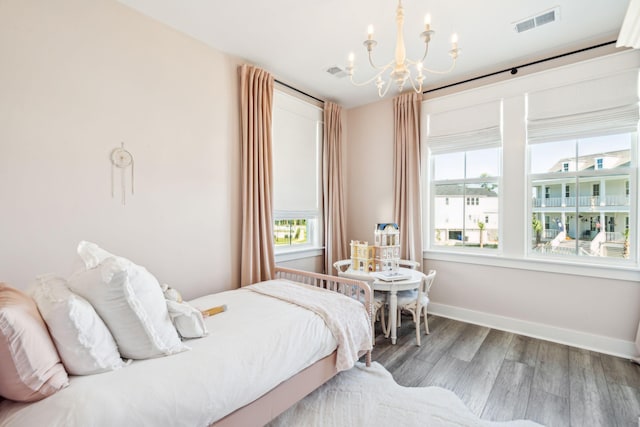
161, 283, 183, 303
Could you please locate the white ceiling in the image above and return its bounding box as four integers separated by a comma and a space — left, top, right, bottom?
117, 0, 630, 109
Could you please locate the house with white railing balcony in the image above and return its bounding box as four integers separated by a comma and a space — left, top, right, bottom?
531, 149, 630, 255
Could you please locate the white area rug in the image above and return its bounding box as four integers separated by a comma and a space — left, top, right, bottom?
269, 362, 543, 427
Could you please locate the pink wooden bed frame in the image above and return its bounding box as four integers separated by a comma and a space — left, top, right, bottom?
211, 266, 372, 427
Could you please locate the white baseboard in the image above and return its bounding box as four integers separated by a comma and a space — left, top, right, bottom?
429, 302, 637, 359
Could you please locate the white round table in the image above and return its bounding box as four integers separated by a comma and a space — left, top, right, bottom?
337, 267, 423, 344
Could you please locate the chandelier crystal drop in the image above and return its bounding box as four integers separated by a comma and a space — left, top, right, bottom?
346, 0, 461, 98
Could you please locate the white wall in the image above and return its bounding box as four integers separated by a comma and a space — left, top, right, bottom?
0, 0, 242, 299
346, 50, 640, 358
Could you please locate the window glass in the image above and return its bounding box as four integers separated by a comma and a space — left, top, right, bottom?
432, 154, 500, 251
433, 152, 464, 180
466, 147, 500, 179
529, 134, 634, 261
274, 219, 311, 247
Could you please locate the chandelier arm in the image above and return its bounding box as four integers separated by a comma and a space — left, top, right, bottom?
417, 42, 430, 63
406, 73, 423, 94
349, 68, 391, 87
378, 77, 394, 97
367, 52, 395, 71
421, 58, 458, 75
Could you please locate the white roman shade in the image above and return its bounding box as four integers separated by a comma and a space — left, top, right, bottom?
272, 90, 322, 213
527, 70, 640, 144
427, 100, 502, 154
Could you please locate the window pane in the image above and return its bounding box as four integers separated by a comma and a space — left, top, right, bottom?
433, 152, 464, 180
530, 140, 576, 174
433, 184, 464, 247
433, 182, 499, 249
466, 183, 499, 250
274, 219, 309, 247
466, 147, 500, 179
577, 134, 631, 171
530, 174, 631, 259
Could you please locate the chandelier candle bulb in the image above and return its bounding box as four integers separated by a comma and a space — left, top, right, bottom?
424, 14, 431, 31
367, 25, 374, 40
451, 33, 459, 49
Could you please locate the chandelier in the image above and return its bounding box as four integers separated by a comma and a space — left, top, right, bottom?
346, 0, 461, 98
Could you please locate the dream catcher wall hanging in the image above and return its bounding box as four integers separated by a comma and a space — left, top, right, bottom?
110, 143, 134, 205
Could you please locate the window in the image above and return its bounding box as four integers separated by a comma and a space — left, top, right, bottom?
423, 61, 639, 278
530, 134, 634, 259
427, 100, 502, 252
596, 158, 604, 170
272, 90, 322, 252
526, 66, 640, 266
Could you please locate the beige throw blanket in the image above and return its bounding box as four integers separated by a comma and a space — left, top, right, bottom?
246, 279, 372, 371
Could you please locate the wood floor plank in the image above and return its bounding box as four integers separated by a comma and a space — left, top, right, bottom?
447, 322, 491, 362
481, 360, 533, 422
525, 388, 570, 427
601, 353, 640, 388
420, 354, 469, 389
452, 329, 514, 416
569, 348, 616, 427
506, 335, 540, 368
413, 316, 467, 365
531, 340, 570, 398
607, 382, 640, 427
376, 315, 640, 426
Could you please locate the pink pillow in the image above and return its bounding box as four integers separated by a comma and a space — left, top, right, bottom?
0, 283, 69, 402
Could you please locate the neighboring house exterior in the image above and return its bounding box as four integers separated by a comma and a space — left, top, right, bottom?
531, 149, 630, 257
433, 184, 499, 246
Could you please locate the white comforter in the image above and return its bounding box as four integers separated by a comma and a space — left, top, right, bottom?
0, 283, 368, 427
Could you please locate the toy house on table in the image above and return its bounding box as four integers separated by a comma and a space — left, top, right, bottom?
350, 223, 401, 272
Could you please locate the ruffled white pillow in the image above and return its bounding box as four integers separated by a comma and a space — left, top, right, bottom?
31, 275, 126, 375
69, 243, 187, 360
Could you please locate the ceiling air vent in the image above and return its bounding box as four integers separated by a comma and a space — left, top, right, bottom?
513, 6, 560, 33
326, 66, 347, 78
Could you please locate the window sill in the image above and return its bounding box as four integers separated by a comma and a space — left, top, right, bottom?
423, 249, 640, 282
275, 246, 324, 263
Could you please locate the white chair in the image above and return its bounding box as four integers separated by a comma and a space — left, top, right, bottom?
398, 259, 420, 269
395, 269, 436, 346
372, 293, 390, 345
332, 259, 352, 274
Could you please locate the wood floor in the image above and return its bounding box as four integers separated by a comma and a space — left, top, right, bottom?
370, 314, 640, 427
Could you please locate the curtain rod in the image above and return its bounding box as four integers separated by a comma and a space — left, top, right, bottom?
423, 40, 618, 94
275, 79, 325, 104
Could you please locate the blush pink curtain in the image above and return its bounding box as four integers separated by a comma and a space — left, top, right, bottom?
239, 64, 275, 287
393, 92, 423, 263
323, 102, 348, 275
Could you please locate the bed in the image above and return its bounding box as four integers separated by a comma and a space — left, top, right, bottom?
0, 266, 372, 427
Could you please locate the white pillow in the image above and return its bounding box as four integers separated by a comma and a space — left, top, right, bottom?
30, 275, 126, 375
68, 256, 188, 360
76, 240, 119, 270
166, 300, 208, 339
